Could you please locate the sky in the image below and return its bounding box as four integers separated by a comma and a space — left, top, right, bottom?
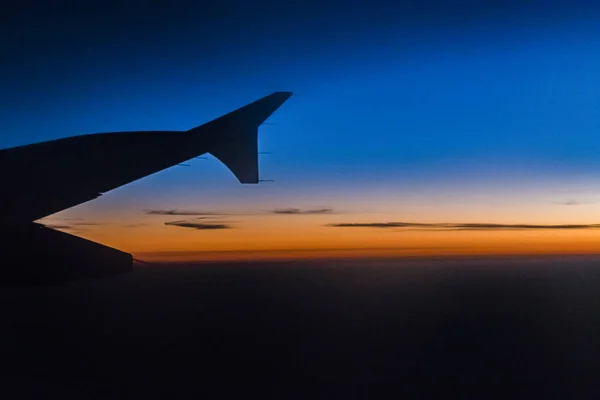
2, 1, 600, 261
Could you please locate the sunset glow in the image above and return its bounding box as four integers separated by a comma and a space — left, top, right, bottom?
7, 2, 600, 263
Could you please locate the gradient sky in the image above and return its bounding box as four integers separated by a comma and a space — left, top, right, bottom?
3, 1, 600, 260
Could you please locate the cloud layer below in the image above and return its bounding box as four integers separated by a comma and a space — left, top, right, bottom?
326, 222, 600, 231
271, 208, 333, 215
164, 219, 232, 230
145, 209, 222, 216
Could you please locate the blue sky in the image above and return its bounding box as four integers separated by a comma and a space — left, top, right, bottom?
3, 1, 600, 252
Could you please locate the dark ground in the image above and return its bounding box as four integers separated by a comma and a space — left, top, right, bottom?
2, 255, 600, 398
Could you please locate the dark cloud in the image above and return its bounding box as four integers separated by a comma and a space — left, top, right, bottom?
43, 220, 144, 230
43, 224, 74, 230
326, 222, 600, 231
145, 209, 222, 216
558, 200, 580, 206
124, 223, 148, 228
555, 199, 600, 206
272, 207, 333, 215
146, 207, 335, 217
42, 221, 100, 230
165, 220, 232, 230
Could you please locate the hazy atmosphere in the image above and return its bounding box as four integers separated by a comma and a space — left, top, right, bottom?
5, 2, 600, 398
4, 1, 600, 260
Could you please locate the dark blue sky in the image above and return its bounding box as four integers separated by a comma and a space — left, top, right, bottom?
2, 0, 600, 226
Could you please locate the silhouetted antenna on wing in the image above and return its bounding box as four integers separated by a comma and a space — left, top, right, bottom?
177, 163, 191, 167
259, 179, 275, 183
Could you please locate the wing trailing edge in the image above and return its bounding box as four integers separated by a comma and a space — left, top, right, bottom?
187, 91, 293, 184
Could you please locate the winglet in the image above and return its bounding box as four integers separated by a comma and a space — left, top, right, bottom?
188, 92, 292, 184
201, 92, 292, 129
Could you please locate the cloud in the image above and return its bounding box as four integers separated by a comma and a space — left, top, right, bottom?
555, 199, 600, 206
558, 200, 580, 206
42, 221, 100, 230
326, 222, 600, 231
272, 207, 333, 215
146, 207, 335, 217
43, 224, 74, 230
145, 209, 222, 216
164, 219, 232, 230
123, 223, 148, 228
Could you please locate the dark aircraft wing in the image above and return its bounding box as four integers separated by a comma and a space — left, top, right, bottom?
0, 91, 292, 223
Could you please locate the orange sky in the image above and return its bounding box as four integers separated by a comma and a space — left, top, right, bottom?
40, 210, 600, 262
35, 172, 600, 262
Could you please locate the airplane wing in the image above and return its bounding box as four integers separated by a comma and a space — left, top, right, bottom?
0, 91, 292, 224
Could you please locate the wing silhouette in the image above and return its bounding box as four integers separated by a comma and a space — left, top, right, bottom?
0, 92, 292, 284
0, 91, 292, 223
